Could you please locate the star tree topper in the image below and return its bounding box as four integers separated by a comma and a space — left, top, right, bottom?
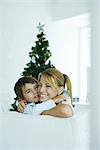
36, 22, 45, 33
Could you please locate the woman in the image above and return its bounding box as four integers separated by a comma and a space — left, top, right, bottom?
17, 68, 73, 118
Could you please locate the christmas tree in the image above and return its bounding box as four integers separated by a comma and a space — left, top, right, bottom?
22, 22, 54, 79
10, 23, 55, 111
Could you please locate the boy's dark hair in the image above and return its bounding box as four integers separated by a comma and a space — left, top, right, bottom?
14, 76, 38, 99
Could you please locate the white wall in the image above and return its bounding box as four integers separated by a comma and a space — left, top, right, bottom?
0, 0, 53, 103
47, 13, 90, 100
52, 0, 90, 20
90, 0, 100, 149
0, 0, 89, 106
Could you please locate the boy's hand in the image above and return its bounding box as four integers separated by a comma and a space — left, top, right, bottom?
17, 99, 27, 113
52, 95, 66, 103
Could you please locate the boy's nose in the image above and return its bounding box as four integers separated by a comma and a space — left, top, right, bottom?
33, 90, 37, 94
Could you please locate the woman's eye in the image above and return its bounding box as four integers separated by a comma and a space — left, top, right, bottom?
35, 86, 38, 89
46, 85, 51, 88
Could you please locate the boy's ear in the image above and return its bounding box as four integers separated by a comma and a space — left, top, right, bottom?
58, 86, 64, 95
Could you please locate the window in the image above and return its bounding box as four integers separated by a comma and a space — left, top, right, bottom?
79, 26, 91, 104
49, 13, 90, 104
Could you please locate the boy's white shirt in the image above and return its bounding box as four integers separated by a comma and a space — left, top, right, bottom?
23, 99, 56, 115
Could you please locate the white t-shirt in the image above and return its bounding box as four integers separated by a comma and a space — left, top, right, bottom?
23, 99, 56, 115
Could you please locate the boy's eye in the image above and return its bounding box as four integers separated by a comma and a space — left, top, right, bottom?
26, 90, 31, 94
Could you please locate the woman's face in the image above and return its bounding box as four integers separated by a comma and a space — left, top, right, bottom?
38, 76, 58, 102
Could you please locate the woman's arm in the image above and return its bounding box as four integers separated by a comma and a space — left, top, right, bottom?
41, 103, 73, 118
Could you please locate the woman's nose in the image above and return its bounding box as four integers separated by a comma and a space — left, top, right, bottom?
39, 86, 46, 93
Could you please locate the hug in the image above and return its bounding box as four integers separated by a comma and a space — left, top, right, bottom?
14, 68, 73, 118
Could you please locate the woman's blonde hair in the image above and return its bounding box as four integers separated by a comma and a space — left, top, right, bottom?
38, 68, 72, 104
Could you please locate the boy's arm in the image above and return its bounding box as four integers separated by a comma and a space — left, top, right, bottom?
17, 100, 27, 113
34, 100, 56, 115
52, 95, 66, 103
17, 99, 56, 115
52, 91, 72, 106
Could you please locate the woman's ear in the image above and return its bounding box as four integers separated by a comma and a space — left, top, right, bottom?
58, 86, 64, 95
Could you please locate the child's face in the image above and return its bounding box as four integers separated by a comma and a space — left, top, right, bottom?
21, 83, 39, 103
